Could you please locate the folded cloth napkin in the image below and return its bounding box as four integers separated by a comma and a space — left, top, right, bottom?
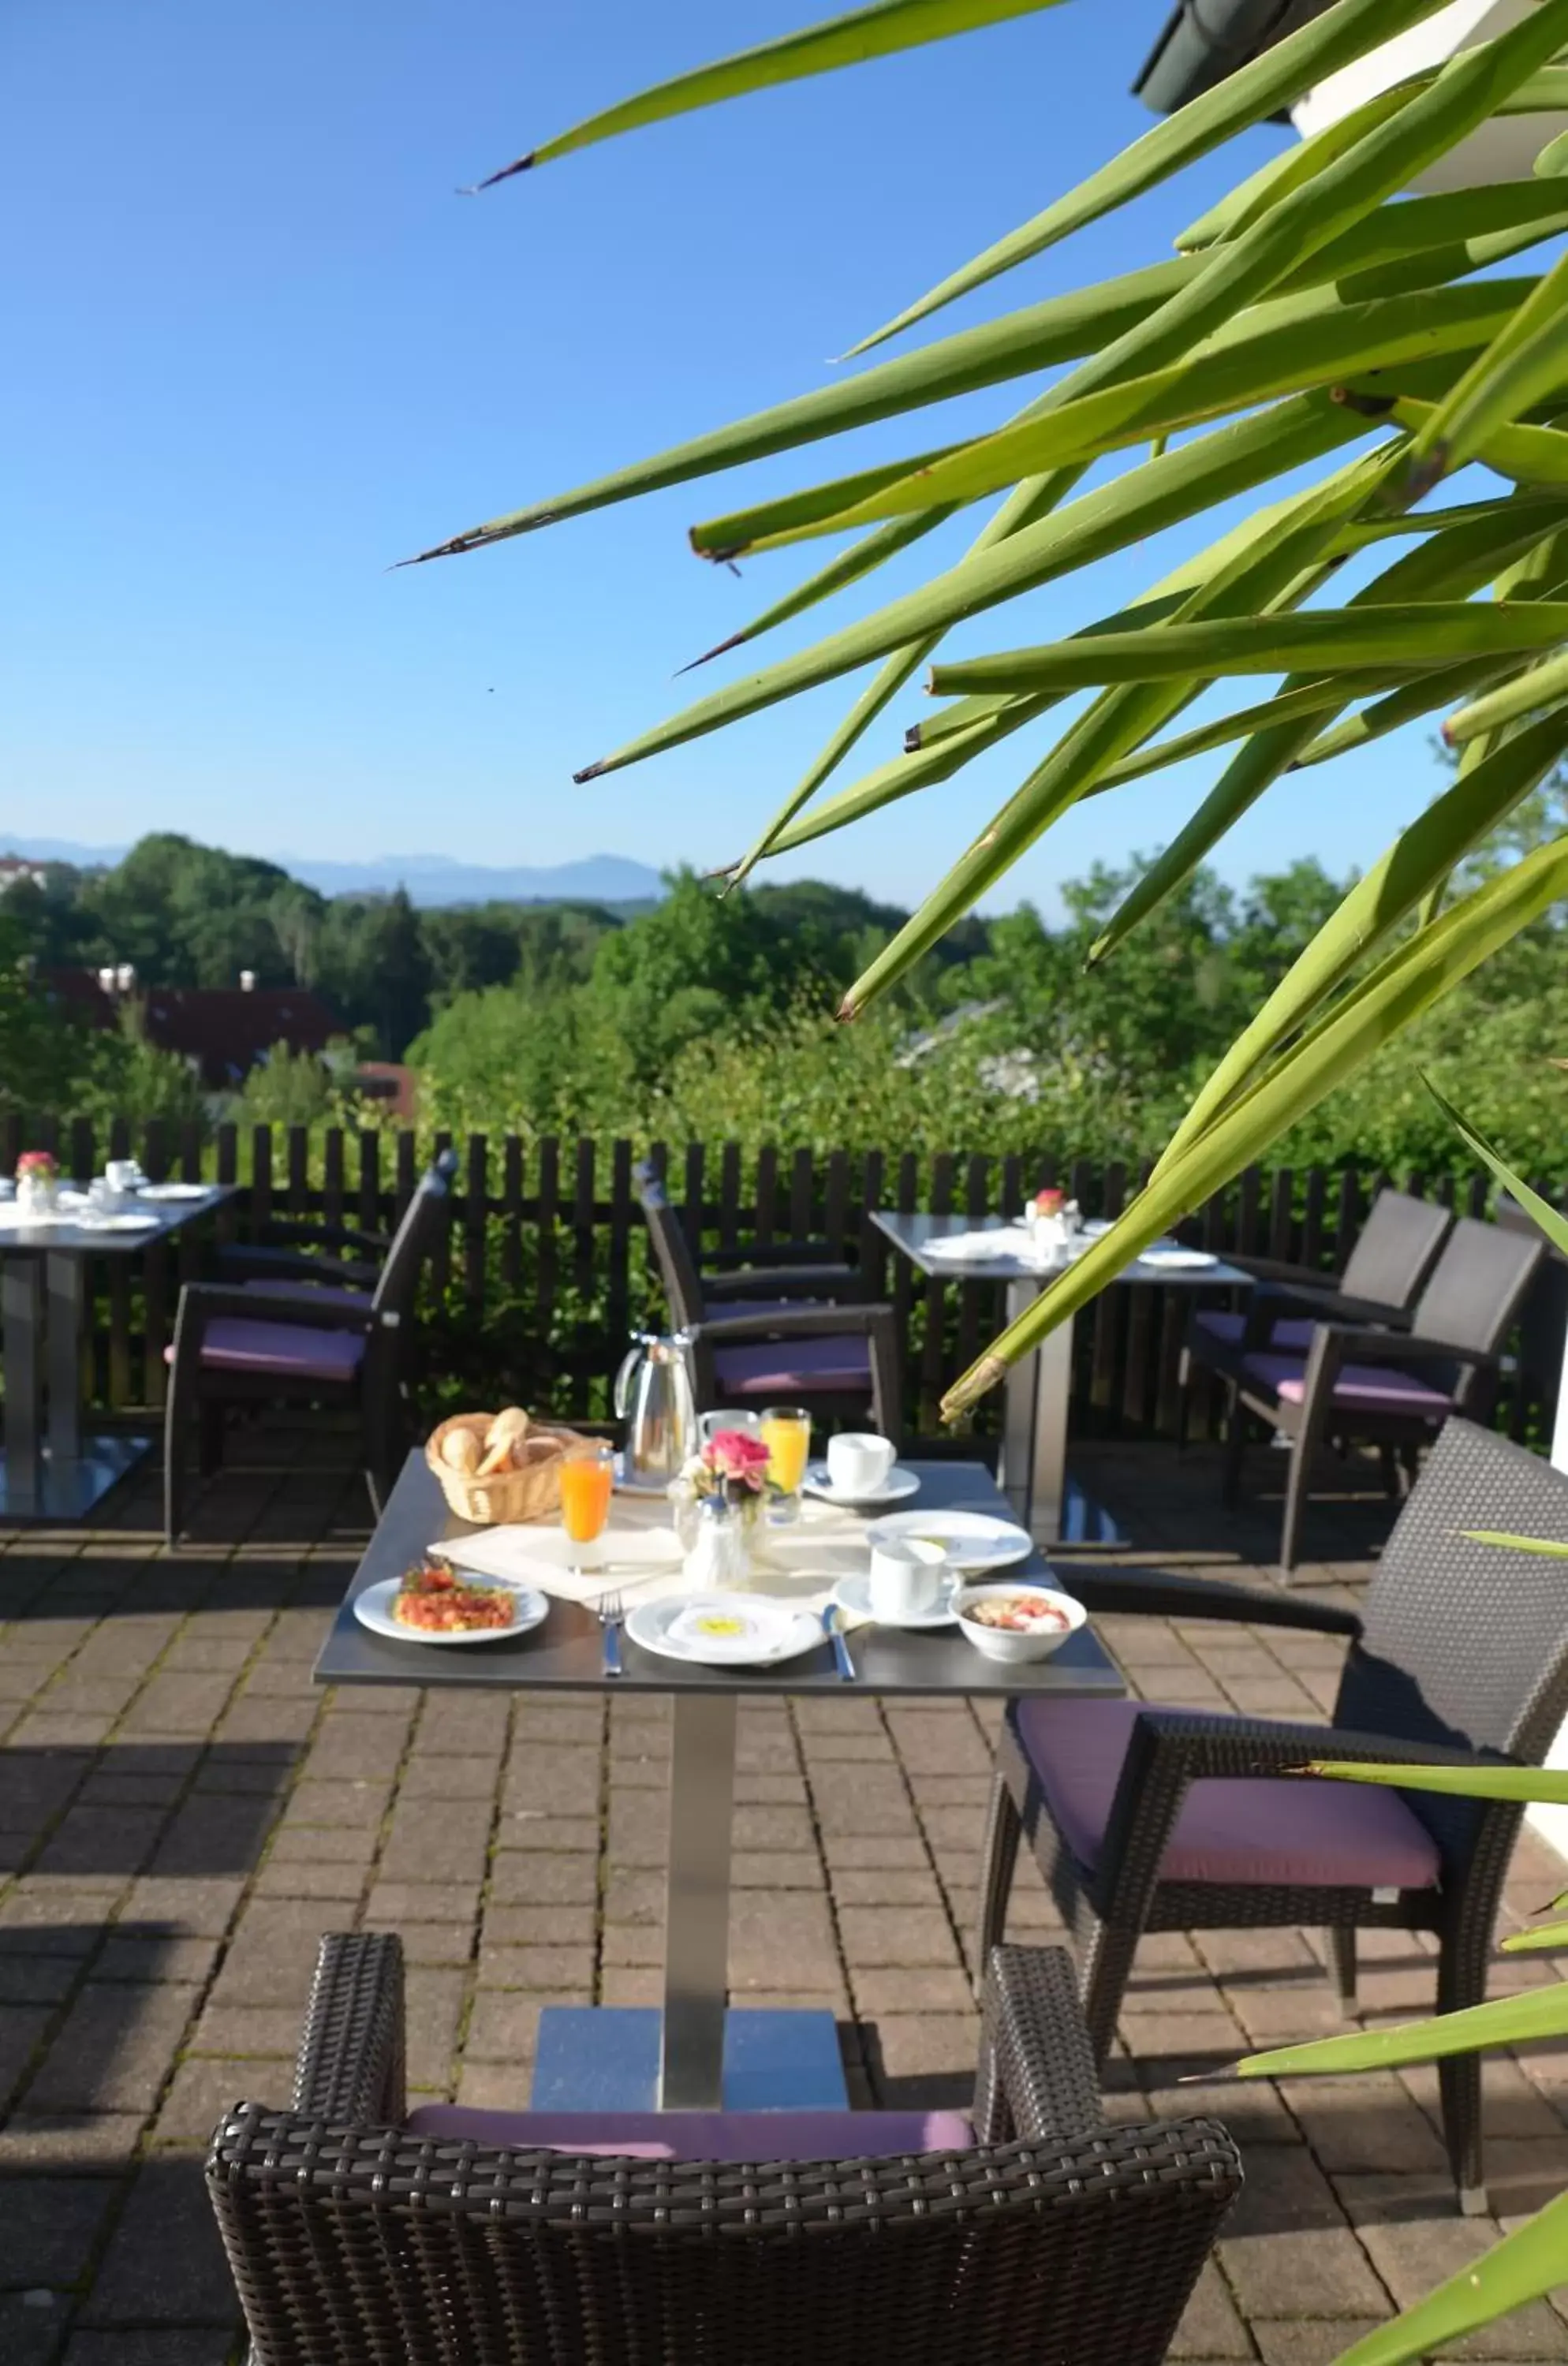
924, 1226, 1038, 1263
1134, 1246, 1218, 1270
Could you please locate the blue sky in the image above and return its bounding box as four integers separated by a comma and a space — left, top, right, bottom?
2, 0, 1460, 912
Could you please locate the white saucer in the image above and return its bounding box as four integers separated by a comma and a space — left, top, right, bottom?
831, 1569, 959, 1630
353, 1576, 548, 1647
136, 1181, 212, 1201
865, 1509, 1034, 1573
802, 1463, 920, 1510
625, 1592, 821, 1669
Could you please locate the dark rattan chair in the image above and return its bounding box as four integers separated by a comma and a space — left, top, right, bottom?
975, 1416, 1568, 2212
1221, 1215, 1544, 1569
1177, 1186, 1451, 1446
207, 1931, 1240, 2366
162, 1151, 457, 1546
636, 1161, 902, 1441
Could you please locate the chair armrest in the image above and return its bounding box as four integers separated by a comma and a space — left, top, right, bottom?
702, 1263, 864, 1301
1066, 1565, 1361, 1640
704, 1241, 857, 1270
974, 1944, 1102, 2144
173, 1283, 377, 1333
290, 1934, 406, 2123
690, 1301, 894, 1342
258, 1218, 389, 1256
1243, 1286, 1411, 1350
215, 1246, 379, 1289
1096, 1713, 1503, 1928
1225, 1253, 1339, 1289
1313, 1324, 1499, 1372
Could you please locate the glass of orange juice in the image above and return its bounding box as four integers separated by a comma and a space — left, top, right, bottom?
560, 1440, 614, 1571
760, 1405, 812, 1524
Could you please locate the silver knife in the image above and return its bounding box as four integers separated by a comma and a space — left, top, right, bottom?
821, 1604, 856, 1683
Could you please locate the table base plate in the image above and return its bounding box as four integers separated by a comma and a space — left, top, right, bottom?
0, 1434, 151, 1523
531, 2007, 848, 2111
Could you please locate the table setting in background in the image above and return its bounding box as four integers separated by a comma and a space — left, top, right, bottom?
315, 1357, 1123, 2114
872, 1195, 1253, 1547
0, 1149, 234, 1521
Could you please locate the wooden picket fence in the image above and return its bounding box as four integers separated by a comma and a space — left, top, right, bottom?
3, 1114, 1532, 1439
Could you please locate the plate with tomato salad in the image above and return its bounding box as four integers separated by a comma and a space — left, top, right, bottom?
353, 1561, 549, 1648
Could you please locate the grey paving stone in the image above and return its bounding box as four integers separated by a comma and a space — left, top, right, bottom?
0, 2293, 68, 2366
0, 2111, 146, 2170
81, 2157, 239, 2326
64, 2329, 237, 2366
0, 2175, 118, 2285
27, 1981, 194, 2114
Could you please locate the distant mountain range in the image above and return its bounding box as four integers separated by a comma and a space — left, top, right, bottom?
2, 839, 666, 909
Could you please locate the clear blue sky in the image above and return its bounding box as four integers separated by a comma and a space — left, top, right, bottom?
2, 0, 1455, 912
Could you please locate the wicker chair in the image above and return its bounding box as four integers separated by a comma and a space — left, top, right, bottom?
1221, 1215, 1544, 1568
207, 1933, 1239, 2366
1177, 1186, 1452, 1446
635, 1162, 902, 1441
975, 1416, 1568, 2212
162, 1151, 457, 1546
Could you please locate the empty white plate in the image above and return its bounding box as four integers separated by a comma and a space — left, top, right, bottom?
802, 1463, 920, 1510
1135, 1247, 1218, 1271
830, 1569, 959, 1630
625, 1592, 821, 1669
865, 1510, 1033, 1573
353, 1576, 548, 1647
136, 1182, 213, 1201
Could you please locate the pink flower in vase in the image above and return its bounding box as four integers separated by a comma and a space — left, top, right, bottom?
17, 1151, 59, 1178
702, 1429, 772, 1493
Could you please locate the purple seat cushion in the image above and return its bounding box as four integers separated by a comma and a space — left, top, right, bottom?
1195, 1311, 1314, 1353
1014, 1699, 1441, 1890
713, 1333, 872, 1395
404, 2103, 974, 2160
163, 1318, 365, 1385
1242, 1351, 1452, 1416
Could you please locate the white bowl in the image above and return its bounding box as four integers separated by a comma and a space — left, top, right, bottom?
954, 1581, 1085, 1664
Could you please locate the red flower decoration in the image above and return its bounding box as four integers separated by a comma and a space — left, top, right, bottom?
17, 1151, 59, 1177
703, 1429, 772, 1483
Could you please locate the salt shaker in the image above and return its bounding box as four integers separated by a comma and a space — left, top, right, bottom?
682, 1491, 748, 1591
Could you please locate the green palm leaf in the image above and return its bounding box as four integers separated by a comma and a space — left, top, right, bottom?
1424, 1075, 1568, 1258
1326, 2192, 1568, 2366
469, 0, 1066, 186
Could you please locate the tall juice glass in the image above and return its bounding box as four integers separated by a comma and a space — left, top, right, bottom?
760, 1405, 811, 1524
560, 1441, 614, 1573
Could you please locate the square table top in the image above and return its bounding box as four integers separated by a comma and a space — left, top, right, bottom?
871, 1207, 1253, 1290
0, 1183, 235, 1259
314, 1452, 1126, 1701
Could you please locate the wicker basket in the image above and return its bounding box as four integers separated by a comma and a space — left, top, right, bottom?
425, 1412, 593, 1526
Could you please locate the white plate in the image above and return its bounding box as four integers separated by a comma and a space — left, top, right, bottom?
865, 1509, 1034, 1573
353, 1575, 548, 1647
802, 1463, 920, 1510
1134, 1246, 1218, 1271
625, 1592, 822, 1669
831, 1569, 959, 1630
136, 1181, 212, 1202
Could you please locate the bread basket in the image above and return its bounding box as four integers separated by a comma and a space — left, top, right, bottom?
426, 1413, 595, 1525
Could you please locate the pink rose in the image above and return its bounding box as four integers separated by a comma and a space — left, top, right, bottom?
704, 1429, 771, 1480
17, 1151, 58, 1177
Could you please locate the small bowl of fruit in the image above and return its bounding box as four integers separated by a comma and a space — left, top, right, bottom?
954, 1581, 1085, 1664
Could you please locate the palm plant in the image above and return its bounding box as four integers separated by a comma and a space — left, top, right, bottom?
415, 0, 1568, 1416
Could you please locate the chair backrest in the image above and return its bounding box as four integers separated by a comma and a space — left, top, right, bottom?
1339, 1189, 1452, 1311
371, 1149, 457, 1323
633, 1159, 704, 1331
1337, 1417, 1568, 1767
1411, 1215, 1545, 1359
208, 2102, 1239, 2366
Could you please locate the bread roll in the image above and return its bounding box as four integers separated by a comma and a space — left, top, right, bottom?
441, 1427, 482, 1475
476, 1405, 532, 1478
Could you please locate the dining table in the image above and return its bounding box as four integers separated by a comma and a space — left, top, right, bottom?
314, 1449, 1125, 2116
869, 1210, 1253, 1546
0, 1181, 234, 1521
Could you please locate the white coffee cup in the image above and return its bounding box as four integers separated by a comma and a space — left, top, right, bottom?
105, 1160, 140, 1195
827, 1432, 896, 1497
868, 1536, 947, 1621
697, 1408, 762, 1447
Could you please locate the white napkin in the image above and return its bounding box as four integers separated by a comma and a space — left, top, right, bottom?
924, 1226, 1037, 1263
1134, 1246, 1218, 1271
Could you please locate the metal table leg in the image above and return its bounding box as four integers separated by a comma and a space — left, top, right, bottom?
999, 1280, 1122, 1547
529, 1687, 847, 2113
46, 1253, 83, 1465
2, 1258, 43, 1513
659, 1692, 737, 2109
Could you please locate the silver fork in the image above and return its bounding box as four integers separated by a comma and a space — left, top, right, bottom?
596, 1588, 625, 1680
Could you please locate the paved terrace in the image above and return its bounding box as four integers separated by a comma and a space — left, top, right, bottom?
3, 1424, 1568, 2366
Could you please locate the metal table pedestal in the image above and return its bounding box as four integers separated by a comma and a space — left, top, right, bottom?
1, 1253, 147, 1521
532, 1692, 846, 2111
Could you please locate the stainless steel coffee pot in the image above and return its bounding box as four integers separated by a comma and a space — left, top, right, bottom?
613, 1330, 697, 1483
